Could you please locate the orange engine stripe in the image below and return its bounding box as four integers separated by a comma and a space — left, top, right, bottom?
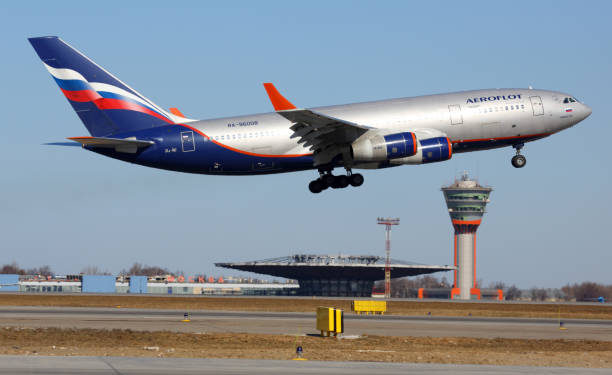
446, 137, 452, 159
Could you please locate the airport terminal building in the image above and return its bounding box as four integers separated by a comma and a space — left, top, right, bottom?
216, 254, 454, 297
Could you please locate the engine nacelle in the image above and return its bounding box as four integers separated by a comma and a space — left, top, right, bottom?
351, 131, 417, 162
391, 136, 453, 165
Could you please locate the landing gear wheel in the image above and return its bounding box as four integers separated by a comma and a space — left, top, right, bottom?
308, 180, 323, 193
322, 174, 335, 187
349, 173, 364, 187
331, 175, 349, 189
511, 154, 526, 168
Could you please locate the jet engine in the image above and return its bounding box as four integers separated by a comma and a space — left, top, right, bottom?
351, 130, 452, 165
350, 131, 418, 161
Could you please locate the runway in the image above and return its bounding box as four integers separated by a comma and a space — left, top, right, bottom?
0, 356, 609, 375
1, 306, 611, 341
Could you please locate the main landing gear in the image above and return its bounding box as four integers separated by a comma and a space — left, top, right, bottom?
308, 168, 364, 194
511, 143, 527, 168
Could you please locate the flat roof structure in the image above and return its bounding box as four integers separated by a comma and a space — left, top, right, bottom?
216, 254, 454, 297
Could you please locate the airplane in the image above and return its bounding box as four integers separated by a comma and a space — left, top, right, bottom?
29, 36, 592, 193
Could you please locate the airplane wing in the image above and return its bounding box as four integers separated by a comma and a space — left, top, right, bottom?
263, 83, 370, 167
67, 136, 154, 153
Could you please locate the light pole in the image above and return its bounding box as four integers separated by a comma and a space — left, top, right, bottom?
377, 217, 400, 299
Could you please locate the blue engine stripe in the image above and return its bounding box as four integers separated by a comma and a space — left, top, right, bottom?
421, 137, 451, 163
383, 132, 417, 159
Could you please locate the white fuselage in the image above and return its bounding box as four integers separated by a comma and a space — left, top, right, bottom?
187, 88, 591, 164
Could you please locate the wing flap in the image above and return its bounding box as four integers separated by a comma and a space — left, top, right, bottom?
262, 83, 372, 166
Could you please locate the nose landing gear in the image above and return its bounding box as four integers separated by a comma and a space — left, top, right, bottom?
511, 143, 527, 168
308, 168, 364, 193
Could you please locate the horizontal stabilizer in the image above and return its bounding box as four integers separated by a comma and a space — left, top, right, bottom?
67, 136, 154, 154
169, 107, 186, 118
43, 142, 82, 147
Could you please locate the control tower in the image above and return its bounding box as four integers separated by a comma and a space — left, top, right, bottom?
442, 173, 492, 300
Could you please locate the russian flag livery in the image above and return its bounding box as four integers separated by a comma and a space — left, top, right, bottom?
29, 36, 193, 137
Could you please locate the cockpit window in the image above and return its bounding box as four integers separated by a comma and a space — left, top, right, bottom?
564, 97, 579, 103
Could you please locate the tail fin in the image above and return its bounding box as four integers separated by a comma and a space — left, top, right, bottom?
28, 36, 191, 137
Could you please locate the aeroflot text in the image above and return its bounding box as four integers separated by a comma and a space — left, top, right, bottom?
466, 94, 522, 104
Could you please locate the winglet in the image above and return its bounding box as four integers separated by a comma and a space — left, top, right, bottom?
169, 107, 186, 117
263, 83, 297, 111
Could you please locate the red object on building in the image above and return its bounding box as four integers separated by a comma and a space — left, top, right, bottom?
217, 277, 224, 283
208, 276, 214, 283
470, 288, 481, 300
450, 288, 461, 299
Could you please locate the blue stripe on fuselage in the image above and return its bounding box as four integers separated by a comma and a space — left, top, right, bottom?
87, 125, 315, 175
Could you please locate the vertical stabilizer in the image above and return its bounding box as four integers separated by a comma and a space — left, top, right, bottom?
29, 36, 191, 136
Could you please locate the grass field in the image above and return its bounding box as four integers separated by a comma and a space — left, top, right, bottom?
1, 294, 611, 320
1, 327, 610, 368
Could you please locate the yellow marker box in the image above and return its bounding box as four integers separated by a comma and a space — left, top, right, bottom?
352, 300, 387, 315
316, 307, 343, 336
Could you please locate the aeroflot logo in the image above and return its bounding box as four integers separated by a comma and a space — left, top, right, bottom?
466, 94, 522, 104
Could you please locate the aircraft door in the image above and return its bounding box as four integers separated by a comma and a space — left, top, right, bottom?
448, 105, 463, 125
529, 96, 544, 116
180, 131, 195, 152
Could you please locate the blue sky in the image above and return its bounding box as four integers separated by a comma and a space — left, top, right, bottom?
1, 1, 610, 288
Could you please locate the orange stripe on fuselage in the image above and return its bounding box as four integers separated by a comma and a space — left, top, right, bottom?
179, 123, 312, 158
451, 132, 552, 144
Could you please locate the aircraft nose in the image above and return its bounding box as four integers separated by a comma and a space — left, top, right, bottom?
584, 104, 592, 118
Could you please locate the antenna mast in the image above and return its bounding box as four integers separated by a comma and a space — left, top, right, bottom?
377, 217, 400, 299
